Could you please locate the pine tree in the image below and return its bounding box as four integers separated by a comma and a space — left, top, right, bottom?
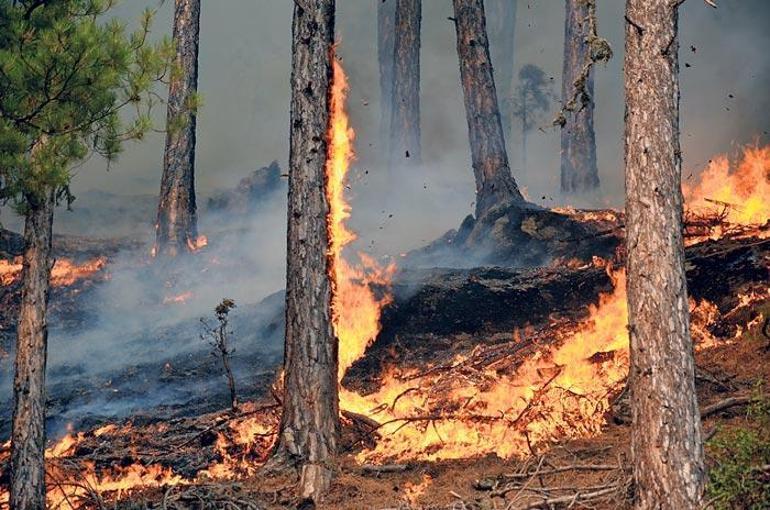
155, 0, 202, 257
452, 0, 524, 218
623, 0, 708, 507
269, 0, 339, 503
389, 0, 421, 168
0, 2, 172, 507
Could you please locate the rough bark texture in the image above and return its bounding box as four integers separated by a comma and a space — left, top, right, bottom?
155, 0, 201, 258
10, 190, 55, 510
452, 0, 524, 219
273, 0, 339, 502
389, 0, 421, 167
560, 0, 599, 194
624, 1, 705, 508
486, 0, 517, 153
377, 0, 397, 158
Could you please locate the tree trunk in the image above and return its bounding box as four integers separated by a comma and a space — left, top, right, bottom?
560, 0, 599, 194
377, 0, 397, 159
10, 189, 55, 510
452, 0, 524, 219
155, 0, 201, 258
389, 0, 421, 168
271, 0, 339, 502
486, 0, 517, 154
623, 1, 705, 508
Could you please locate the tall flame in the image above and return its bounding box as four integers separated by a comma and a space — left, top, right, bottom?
326, 56, 395, 381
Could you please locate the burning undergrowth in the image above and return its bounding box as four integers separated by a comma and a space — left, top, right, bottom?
0, 58, 769, 508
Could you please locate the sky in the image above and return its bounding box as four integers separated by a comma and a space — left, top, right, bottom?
6, 0, 770, 254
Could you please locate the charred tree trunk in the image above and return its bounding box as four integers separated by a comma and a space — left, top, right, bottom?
155, 0, 201, 258
560, 0, 599, 194
452, 0, 524, 219
10, 189, 55, 510
486, 0, 517, 153
624, 1, 705, 508
271, 0, 339, 502
377, 0, 397, 158
389, 0, 421, 168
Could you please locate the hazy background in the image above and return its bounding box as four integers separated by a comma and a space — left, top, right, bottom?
3, 0, 769, 254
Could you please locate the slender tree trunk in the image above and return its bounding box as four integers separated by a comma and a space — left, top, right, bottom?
271, 0, 339, 502
389, 0, 421, 168
521, 97, 528, 174
560, 0, 599, 194
624, 1, 705, 508
377, 0, 397, 159
486, 0, 517, 153
561, 0, 599, 193
452, 0, 524, 219
155, 0, 201, 257
10, 189, 55, 510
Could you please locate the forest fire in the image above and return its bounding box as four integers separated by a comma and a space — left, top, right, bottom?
684, 144, 770, 242
0, 257, 106, 287
325, 57, 396, 380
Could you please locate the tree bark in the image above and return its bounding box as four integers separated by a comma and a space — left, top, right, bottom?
377, 0, 397, 159
486, 0, 517, 154
389, 0, 421, 168
452, 0, 524, 219
155, 0, 201, 257
272, 0, 339, 502
560, 0, 599, 194
10, 189, 55, 510
623, 1, 705, 508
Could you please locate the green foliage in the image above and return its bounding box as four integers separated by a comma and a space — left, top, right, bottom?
0, 0, 174, 214
706, 385, 770, 510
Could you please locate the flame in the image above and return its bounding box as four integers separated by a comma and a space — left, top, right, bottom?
325, 56, 395, 381
0, 257, 106, 287
684, 144, 770, 243
162, 291, 194, 304
684, 145, 770, 225
187, 234, 208, 252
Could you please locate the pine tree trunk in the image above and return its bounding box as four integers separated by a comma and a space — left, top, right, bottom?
486, 0, 517, 153
377, 0, 397, 159
452, 0, 524, 219
10, 189, 55, 510
624, 1, 705, 508
389, 0, 421, 168
560, 0, 599, 194
155, 0, 201, 257
271, 0, 339, 502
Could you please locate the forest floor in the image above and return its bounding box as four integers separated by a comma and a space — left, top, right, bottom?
145, 309, 768, 510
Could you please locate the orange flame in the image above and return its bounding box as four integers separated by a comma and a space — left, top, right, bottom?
0, 257, 106, 287
684, 144, 770, 226
325, 56, 395, 381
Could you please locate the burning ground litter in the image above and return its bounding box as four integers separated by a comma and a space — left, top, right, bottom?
0, 60, 769, 508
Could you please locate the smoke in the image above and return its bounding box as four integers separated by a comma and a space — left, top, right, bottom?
1, 0, 768, 434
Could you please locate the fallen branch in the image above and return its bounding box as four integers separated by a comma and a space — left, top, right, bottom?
517, 485, 620, 509
359, 463, 410, 474
701, 395, 753, 418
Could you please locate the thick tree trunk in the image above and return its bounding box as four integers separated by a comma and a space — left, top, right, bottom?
560, 0, 599, 194
10, 190, 55, 510
377, 0, 397, 159
272, 0, 339, 502
389, 0, 421, 168
155, 0, 201, 257
452, 0, 524, 219
623, 1, 705, 508
486, 0, 517, 153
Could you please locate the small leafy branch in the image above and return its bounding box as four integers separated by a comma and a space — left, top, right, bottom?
201, 298, 238, 412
